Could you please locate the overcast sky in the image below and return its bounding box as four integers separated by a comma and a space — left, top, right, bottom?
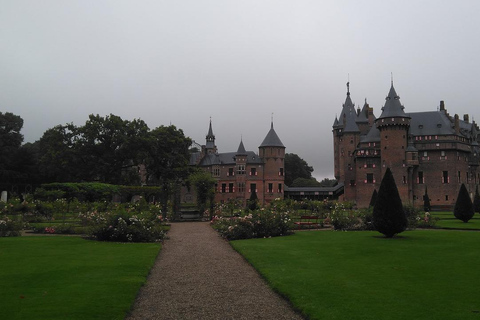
2, 0, 480, 180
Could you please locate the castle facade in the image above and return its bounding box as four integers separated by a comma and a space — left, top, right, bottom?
333, 82, 480, 208
188, 120, 285, 206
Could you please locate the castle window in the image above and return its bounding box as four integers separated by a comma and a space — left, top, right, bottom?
228, 168, 234, 176
418, 171, 424, 184
221, 183, 226, 193
440, 151, 446, 160
366, 173, 374, 184
249, 183, 257, 193
250, 168, 257, 176
237, 165, 245, 175
442, 171, 449, 184
229, 183, 234, 193
403, 176, 407, 184
458, 171, 461, 183
445, 195, 449, 201
279, 168, 284, 176
213, 167, 220, 177
268, 183, 273, 193
278, 183, 282, 193
238, 183, 245, 193
350, 180, 356, 186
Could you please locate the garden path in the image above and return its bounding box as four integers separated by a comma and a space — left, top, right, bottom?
126, 221, 304, 320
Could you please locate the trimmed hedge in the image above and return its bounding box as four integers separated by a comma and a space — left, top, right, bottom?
35, 183, 163, 203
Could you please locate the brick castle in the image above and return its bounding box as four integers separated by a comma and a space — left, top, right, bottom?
187, 120, 285, 206
333, 81, 480, 208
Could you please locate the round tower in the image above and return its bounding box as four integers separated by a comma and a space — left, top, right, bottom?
259, 121, 285, 204
375, 82, 411, 201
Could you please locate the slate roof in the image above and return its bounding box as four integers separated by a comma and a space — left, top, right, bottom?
361, 124, 380, 142
198, 151, 262, 166
343, 109, 360, 133
377, 84, 410, 120
407, 111, 453, 136
236, 140, 247, 154
259, 122, 285, 148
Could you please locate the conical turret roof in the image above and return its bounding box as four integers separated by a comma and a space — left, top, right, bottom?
236, 139, 247, 154
377, 83, 409, 120
343, 109, 360, 133
260, 121, 285, 148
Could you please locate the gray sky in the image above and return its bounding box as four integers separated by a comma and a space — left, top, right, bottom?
2, 0, 480, 180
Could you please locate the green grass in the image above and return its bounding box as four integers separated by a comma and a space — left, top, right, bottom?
431, 211, 480, 229
232, 230, 480, 319
0, 236, 161, 320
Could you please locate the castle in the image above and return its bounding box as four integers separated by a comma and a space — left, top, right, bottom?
333, 81, 480, 208
187, 120, 285, 206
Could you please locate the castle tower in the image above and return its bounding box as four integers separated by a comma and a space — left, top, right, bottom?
204, 119, 217, 154
333, 82, 356, 181
259, 121, 285, 204
375, 82, 411, 202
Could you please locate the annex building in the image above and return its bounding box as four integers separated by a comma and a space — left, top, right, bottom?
187, 120, 285, 206
333, 82, 480, 209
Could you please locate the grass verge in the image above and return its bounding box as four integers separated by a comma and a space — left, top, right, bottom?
0, 236, 161, 320
232, 230, 480, 319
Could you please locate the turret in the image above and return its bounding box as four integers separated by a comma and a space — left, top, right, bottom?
259, 121, 285, 204
204, 119, 217, 154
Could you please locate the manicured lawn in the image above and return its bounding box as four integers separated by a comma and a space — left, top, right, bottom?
0, 236, 161, 320
431, 211, 480, 230
232, 230, 480, 319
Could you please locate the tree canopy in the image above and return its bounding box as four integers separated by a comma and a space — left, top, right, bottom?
284, 153, 314, 186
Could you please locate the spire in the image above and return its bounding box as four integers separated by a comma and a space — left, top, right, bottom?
377, 82, 409, 120
205, 118, 216, 150
260, 120, 285, 148
336, 82, 355, 127
236, 138, 247, 155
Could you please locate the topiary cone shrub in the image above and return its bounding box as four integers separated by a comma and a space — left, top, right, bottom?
423, 186, 431, 212
454, 183, 474, 223
373, 168, 407, 238
369, 189, 378, 207
474, 185, 480, 214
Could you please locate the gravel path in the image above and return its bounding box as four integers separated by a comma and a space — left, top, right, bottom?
126, 222, 304, 320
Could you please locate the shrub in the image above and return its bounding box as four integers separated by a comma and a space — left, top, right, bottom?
0, 216, 22, 237
330, 203, 374, 231
372, 168, 407, 238
454, 183, 474, 223
211, 208, 292, 240
89, 211, 166, 242
474, 186, 480, 214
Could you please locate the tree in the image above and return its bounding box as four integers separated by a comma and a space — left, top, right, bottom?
284, 153, 314, 186
369, 189, 377, 207
373, 168, 407, 238
189, 170, 216, 219
319, 178, 337, 187
291, 177, 321, 187
454, 184, 474, 223
474, 185, 480, 214
144, 125, 192, 218
0, 112, 24, 183
423, 186, 431, 212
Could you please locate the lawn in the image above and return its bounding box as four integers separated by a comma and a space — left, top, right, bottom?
232, 230, 480, 320
0, 236, 161, 320
431, 211, 480, 230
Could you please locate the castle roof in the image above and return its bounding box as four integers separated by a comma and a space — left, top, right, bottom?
198, 151, 262, 166
343, 109, 360, 133
236, 139, 247, 154
361, 124, 380, 142
407, 111, 453, 136
259, 122, 285, 148
377, 84, 410, 120
337, 84, 355, 127
356, 100, 369, 123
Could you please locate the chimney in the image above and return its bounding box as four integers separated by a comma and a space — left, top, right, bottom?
454, 114, 460, 134
440, 101, 445, 111
464, 114, 469, 123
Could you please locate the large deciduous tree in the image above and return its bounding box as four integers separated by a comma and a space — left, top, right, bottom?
454, 183, 474, 223
372, 168, 407, 238
284, 153, 314, 186
143, 125, 192, 218
0, 112, 24, 183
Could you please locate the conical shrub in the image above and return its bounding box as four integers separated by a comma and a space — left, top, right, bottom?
369, 189, 378, 207
473, 185, 480, 214
373, 168, 407, 238
423, 186, 431, 212
454, 184, 474, 223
